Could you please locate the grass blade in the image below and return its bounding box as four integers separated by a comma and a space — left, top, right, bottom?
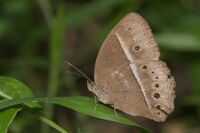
41, 5, 66, 133
27, 109, 68, 133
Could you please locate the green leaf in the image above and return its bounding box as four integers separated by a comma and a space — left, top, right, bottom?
0, 76, 40, 133
0, 107, 21, 132
0, 76, 68, 133
0, 76, 33, 98
0, 96, 151, 133
0, 76, 40, 108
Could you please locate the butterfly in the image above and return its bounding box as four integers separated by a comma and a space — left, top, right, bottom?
86, 12, 176, 122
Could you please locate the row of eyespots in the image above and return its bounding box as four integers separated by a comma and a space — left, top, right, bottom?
140, 64, 162, 99
139, 63, 173, 116
139, 64, 173, 100
138, 63, 164, 115
142, 64, 172, 79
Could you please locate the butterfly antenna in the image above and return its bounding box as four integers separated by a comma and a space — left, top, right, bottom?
65, 70, 88, 80
64, 61, 93, 83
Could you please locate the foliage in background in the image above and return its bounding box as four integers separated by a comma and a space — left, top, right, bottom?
0, 0, 200, 133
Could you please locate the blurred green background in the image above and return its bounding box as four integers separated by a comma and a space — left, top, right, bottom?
0, 0, 200, 133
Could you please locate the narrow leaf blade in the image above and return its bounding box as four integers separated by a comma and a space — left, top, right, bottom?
0, 108, 21, 132
0, 97, 151, 133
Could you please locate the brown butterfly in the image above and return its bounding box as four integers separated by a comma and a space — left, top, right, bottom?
87, 12, 176, 122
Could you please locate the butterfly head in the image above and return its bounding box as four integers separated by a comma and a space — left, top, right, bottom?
87, 80, 97, 92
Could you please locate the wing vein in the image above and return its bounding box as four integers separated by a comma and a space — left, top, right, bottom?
115, 32, 152, 112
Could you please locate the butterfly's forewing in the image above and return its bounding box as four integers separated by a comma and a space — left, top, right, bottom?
90, 13, 175, 122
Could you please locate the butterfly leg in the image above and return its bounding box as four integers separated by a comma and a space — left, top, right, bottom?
114, 107, 119, 118
93, 96, 98, 111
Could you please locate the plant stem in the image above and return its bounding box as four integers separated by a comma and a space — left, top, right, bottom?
38, 1, 66, 132
42, 7, 65, 133
37, 0, 54, 28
